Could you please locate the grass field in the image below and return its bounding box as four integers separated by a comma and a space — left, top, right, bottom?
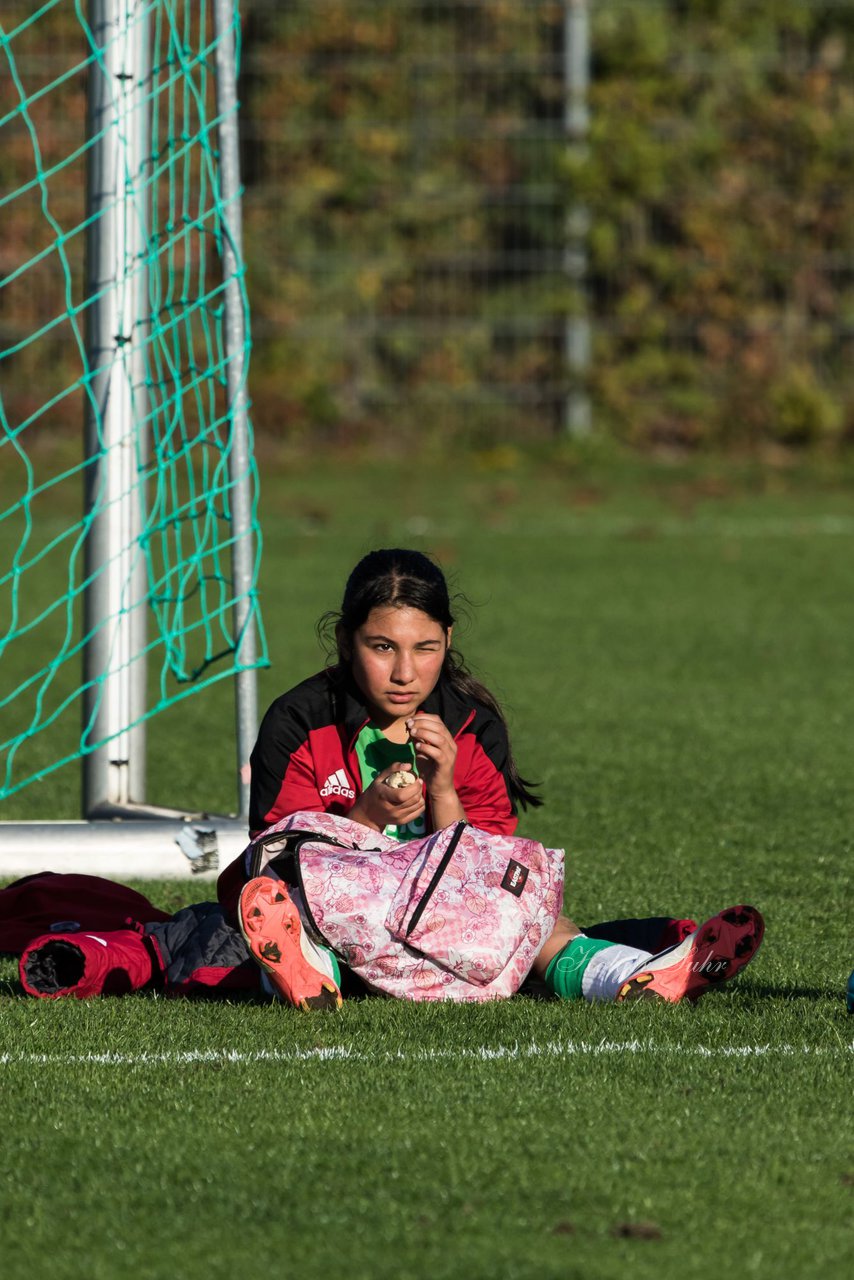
1, 450, 852, 1279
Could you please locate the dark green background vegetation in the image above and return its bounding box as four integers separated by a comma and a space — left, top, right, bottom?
238, 0, 854, 448
5, 1, 854, 451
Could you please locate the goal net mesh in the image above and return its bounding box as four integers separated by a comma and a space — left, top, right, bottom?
0, 0, 268, 801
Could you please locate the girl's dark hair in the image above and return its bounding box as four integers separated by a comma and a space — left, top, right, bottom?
318, 548, 542, 810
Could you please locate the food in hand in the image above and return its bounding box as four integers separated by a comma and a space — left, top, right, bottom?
385, 770, 417, 789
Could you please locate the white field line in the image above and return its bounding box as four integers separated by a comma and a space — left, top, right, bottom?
0, 1038, 851, 1068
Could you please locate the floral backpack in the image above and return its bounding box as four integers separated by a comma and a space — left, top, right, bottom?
244, 810, 565, 1002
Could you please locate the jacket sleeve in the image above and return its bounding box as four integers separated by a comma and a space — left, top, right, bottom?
452, 714, 518, 836
249, 698, 325, 832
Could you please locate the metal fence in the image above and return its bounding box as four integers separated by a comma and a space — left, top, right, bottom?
237, 0, 576, 443
237, 0, 854, 447
5, 1, 854, 447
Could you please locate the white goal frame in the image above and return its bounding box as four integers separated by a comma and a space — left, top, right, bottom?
0, 0, 258, 878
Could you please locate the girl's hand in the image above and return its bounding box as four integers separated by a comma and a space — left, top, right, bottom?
348, 764, 425, 832
405, 714, 458, 798
406, 714, 466, 829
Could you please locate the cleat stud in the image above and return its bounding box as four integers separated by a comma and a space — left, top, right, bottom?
303, 987, 342, 1011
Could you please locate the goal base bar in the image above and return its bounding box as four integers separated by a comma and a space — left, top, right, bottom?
0, 817, 248, 880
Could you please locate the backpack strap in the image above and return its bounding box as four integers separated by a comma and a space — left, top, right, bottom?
248, 828, 355, 881
249, 826, 390, 955
245, 824, 386, 885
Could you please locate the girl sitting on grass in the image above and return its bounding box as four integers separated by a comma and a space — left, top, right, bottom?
221, 548, 765, 1013
244, 545, 541, 842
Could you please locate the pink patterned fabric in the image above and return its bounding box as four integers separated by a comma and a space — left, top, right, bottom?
247, 811, 564, 1002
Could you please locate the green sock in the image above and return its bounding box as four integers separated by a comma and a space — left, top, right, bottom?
301, 932, 342, 987
544, 935, 616, 1000
325, 947, 342, 987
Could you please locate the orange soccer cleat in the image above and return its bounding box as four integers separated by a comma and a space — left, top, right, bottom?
238, 876, 342, 1011
616, 905, 764, 1004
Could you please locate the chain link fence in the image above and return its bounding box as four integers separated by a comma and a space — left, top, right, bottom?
238, 0, 571, 445
4, 1, 854, 449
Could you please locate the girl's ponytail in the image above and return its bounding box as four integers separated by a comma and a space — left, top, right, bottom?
443, 648, 542, 811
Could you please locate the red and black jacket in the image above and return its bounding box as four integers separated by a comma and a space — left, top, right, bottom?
248, 667, 519, 837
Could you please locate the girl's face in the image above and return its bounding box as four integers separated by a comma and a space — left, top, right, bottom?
348, 605, 451, 729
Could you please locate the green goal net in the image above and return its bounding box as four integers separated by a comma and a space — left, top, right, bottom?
0, 0, 268, 813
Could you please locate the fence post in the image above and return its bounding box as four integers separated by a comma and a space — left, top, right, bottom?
563, 0, 592, 436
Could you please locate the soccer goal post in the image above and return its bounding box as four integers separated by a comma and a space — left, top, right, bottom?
0, 0, 266, 877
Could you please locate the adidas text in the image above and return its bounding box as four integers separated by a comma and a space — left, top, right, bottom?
320, 770, 355, 800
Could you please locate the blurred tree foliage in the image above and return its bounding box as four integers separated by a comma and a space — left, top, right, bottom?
239, 0, 568, 445
4, 1, 854, 449
582, 0, 854, 447
0, 3, 89, 439
237, 0, 854, 448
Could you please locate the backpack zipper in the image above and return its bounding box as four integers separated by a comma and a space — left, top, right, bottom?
404, 820, 468, 938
